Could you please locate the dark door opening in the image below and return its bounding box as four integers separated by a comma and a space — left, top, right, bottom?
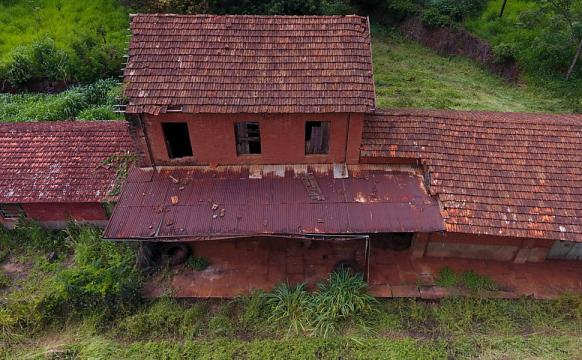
305, 121, 330, 154
234, 121, 261, 155
162, 122, 193, 159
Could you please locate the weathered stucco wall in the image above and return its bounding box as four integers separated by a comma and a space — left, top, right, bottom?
0, 202, 108, 229
130, 112, 364, 166
412, 232, 553, 263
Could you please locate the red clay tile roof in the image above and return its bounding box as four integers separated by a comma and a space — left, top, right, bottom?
124, 14, 375, 114
104, 165, 444, 240
0, 121, 134, 203
361, 109, 582, 242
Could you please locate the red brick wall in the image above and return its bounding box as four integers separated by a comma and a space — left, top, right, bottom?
0, 202, 108, 229
137, 112, 364, 166
413, 232, 553, 263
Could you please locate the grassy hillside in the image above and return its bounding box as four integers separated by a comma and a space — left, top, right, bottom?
464, 0, 581, 112
0, 0, 128, 62
372, 27, 574, 113
0, 0, 129, 84
0, 26, 574, 123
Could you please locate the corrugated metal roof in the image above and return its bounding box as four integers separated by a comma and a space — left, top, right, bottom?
104, 165, 444, 240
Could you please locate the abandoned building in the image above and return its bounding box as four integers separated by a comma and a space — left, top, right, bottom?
1, 14, 581, 298
0, 121, 133, 228
98, 14, 582, 298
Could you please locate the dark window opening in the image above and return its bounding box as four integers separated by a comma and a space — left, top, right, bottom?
305, 121, 330, 155
235, 122, 261, 155
0, 204, 25, 220
369, 233, 413, 251
162, 122, 193, 159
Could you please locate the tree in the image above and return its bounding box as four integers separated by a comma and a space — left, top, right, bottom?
499, 0, 508, 17
566, 37, 582, 80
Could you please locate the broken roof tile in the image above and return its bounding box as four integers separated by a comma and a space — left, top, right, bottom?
361, 109, 582, 242
124, 14, 376, 114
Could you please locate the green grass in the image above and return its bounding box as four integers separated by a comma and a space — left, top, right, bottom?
372, 27, 576, 113
0, 0, 128, 64
2, 223, 582, 359
0, 79, 123, 121
463, 0, 581, 112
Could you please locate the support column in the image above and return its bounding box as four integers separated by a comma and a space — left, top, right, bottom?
411, 233, 429, 259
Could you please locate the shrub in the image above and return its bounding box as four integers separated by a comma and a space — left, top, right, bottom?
493, 42, 517, 63
421, 0, 487, 27
120, 298, 207, 339
35, 224, 142, 322
266, 283, 312, 336
0, 79, 123, 122
435, 267, 497, 293
0, 271, 11, 289
311, 270, 377, 336
77, 105, 116, 120
185, 256, 210, 271
4, 37, 70, 86
266, 270, 376, 337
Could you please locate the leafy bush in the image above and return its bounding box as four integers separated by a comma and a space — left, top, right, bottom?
0, 271, 11, 289
127, 0, 355, 15
40, 225, 142, 320
311, 270, 376, 336
493, 42, 517, 63
421, 0, 487, 27
0, 79, 123, 122
266, 283, 312, 336
265, 270, 376, 337
119, 298, 207, 339
435, 267, 497, 293
185, 256, 210, 271
3, 37, 70, 86
0, 0, 129, 84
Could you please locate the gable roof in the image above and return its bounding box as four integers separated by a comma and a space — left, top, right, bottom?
124, 14, 376, 115
0, 121, 134, 203
361, 109, 582, 242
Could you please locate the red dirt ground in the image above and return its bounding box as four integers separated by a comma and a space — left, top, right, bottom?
143, 237, 582, 299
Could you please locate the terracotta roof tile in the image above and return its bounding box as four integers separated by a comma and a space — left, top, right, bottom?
124, 14, 375, 114
0, 121, 134, 203
361, 109, 582, 242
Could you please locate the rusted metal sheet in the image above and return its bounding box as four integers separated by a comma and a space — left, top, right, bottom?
104, 165, 444, 240
123, 14, 375, 114
361, 109, 582, 242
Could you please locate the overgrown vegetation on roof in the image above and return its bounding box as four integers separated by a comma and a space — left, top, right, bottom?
1, 223, 582, 359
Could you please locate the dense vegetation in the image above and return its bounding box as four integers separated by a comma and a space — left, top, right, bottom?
466, 0, 582, 111
0, 79, 123, 121
1, 0, 579, 114
0, 28, 572, 122
0, 0, 128, 86
1, 222, 582, 359
372, 28, 571, 112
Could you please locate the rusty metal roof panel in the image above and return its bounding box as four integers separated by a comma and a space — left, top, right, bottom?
104, 165, 444, 240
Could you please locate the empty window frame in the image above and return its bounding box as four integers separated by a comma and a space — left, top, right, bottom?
234, 122, 261, 155
0, 204, 25, 220
305, 121, 330, 155
162, 122, 193, 159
